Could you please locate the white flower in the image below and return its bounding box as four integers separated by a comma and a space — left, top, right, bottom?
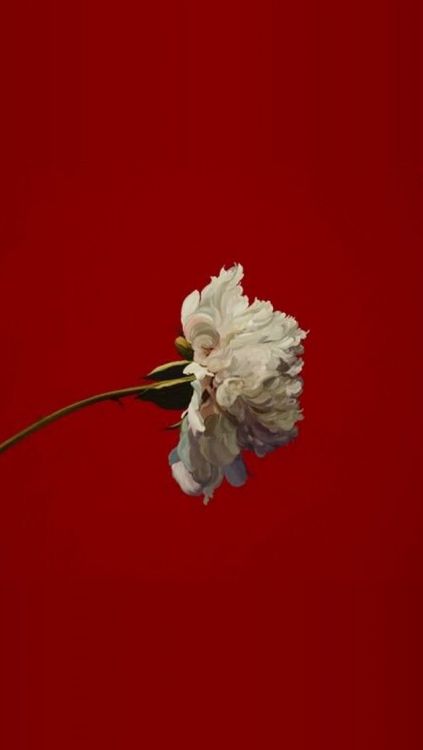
170, 264, 307, 502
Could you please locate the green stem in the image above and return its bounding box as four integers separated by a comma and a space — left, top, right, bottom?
0, 377, 193, 455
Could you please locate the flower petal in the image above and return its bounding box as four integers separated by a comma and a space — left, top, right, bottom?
224, 455, 248, 487
181, 289, 200, 326
171, 461, 203, 496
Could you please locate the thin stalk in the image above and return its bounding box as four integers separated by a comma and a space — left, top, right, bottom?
0, 377, 193, 455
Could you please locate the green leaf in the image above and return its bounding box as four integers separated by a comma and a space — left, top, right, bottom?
136, 376, 193, 411
146, 360, 190, 381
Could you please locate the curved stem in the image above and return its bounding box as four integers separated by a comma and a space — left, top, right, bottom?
0, 377, 193, 455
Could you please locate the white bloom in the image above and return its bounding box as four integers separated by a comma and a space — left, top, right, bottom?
170, 264, 307, 502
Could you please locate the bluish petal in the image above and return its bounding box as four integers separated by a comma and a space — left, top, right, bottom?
168, 448, 180, 466
224, 454, 248, 487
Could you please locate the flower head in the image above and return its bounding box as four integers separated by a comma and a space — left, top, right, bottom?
170, 264, 307, 502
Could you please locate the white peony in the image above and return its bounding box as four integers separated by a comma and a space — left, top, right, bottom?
169, 264, 307, 503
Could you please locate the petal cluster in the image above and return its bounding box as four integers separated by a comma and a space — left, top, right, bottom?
170, 264, 307, 502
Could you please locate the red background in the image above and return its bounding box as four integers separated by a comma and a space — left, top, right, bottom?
1, 1, 422, 748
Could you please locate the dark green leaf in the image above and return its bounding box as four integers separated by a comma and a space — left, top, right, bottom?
146, 360, 190, 381
136, 380, 193, 411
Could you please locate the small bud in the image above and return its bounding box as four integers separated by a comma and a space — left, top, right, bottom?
175, 336, 193, 360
